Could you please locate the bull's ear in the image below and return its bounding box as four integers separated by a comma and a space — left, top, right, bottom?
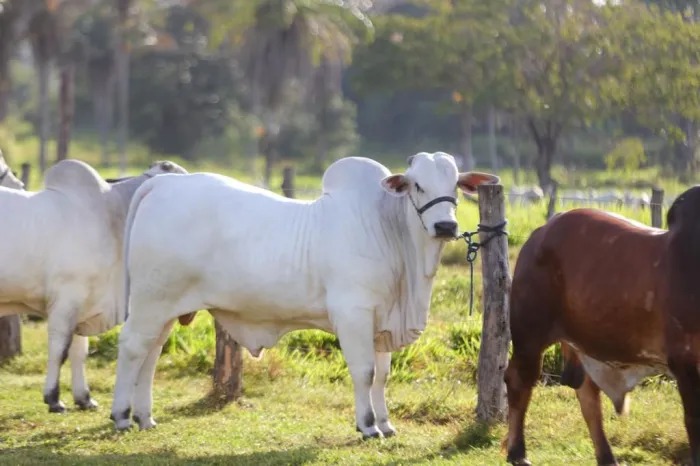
381, 174, 411, 197
457, 172, 500, 194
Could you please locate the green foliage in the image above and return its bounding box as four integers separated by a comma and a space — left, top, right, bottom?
605, 137, 647, 173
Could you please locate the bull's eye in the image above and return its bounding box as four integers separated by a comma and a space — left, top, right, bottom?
415, 183, 424, 194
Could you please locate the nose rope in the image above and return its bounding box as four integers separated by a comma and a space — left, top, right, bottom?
457, 221, 509, 316
408, 193, 458, 232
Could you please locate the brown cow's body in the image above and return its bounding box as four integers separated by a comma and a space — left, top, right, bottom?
505, 196, 700, 466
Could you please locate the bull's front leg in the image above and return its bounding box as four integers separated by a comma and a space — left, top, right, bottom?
69, 335, 98, 410
44, 312, 75, 413
331, 305, 382, 439
372, 351, 396, 437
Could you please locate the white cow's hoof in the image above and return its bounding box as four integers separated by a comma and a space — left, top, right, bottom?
114, 418, 132, 431
357, 425, 383, 439
134, 415, 157, 430
378, 421, 396, 438
75, 396, 99, 410
48, 401, 66, 413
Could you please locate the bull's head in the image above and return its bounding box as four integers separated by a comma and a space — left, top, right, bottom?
381, 151, 499, 239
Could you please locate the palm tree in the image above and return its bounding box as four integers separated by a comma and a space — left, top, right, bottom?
28, 1, 59, 173
115, 0, 131, 175
236, 0, 372, 184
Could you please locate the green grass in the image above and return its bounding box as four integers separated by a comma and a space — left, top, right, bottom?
0, 130, 697, 464
0, 317, 690, 465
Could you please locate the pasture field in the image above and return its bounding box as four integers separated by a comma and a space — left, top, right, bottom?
0, 193, 692, 465
0, 137, 695, 464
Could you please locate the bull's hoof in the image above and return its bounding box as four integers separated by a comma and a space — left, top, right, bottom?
378, 422, 397, 438
357, 425, 383, 440
110, 408, 132, 431
133, 414, 157, 430
48, 401, 66, 413
75, 397, 99, 411
509, 459, 532, 466
113, 419, 132, 431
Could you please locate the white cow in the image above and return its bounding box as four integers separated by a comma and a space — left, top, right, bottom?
0, 151, 25, 190
0, 159, 187, 413
110, 152, 499, 436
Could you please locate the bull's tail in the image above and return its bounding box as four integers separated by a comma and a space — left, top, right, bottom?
121, 179, 156, 323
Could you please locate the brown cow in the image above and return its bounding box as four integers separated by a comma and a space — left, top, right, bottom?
505, 189, 700, 466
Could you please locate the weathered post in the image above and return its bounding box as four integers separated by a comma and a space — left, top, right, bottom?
0, 315, 21, 362
651, 187, 664, 228
546, 180, 559, 220
0, 162, 25, 361
476, 183, 511, 423
20, 163, 30, 187
281, 166, 295, 198
213, 320, 243, 402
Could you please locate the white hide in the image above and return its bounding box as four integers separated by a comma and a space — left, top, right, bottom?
112, 153, 499, 435
0, 159, 187, 412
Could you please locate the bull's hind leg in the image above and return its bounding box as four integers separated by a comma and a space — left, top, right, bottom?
371, 351, 396, 437
44, 309, 76, 413
110, 314, 167, 430
575, 375, 617, 465
131, 319, 175, 430
504, 319, 553, 465
668, 351, 700, 466
69, 335, 98, 410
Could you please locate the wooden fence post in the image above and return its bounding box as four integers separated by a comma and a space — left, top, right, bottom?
20, 163, 30, 188
651, 187, 664, 228
0, 315, 21, 362
213, 320, 242, 402
281, 166, 295, 198
476, 183, 511, 423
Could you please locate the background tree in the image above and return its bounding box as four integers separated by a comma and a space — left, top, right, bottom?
197, 0, 372, 184
28, 0, 59, 173
352, 0, 513, 170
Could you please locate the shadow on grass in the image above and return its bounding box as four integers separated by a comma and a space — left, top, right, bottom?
0, 448, 319, 465
170, 391, 252, 418
617, 430, 691, 466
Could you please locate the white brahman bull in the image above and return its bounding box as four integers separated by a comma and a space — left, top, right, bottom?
0, 159, 187, 413
0, 150, 25, 190
110, 152, 499, 436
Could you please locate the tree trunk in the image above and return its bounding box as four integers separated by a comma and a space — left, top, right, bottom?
0, 26, 12, 122
213, 319, 242, 402
511, 122, 521, 185
488, 105, 498, 171
314, 130, 328, 173
0, 315, 21, 362
528, 119, 559, 192
535, 142, 555, 191
460, 103, 475, 171
56, 63, 74, 163
37, 57, 50, 173
115, 0, 131, 175
0, 0, 21, 123
93, 73, 115, 168
263, 149, 275, 187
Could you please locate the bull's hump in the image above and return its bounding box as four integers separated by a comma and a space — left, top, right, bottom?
322, 157, 391, 195
44, 160, 108, 197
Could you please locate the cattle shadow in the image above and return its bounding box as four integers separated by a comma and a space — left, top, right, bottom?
0, 448, 319, 465
616, 430, 690, 466
169, 391, 255, 418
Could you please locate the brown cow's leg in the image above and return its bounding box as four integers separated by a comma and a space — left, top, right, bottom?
504, 344, 545, 466
575, 376, 617, 466
669, 353, 700, 466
